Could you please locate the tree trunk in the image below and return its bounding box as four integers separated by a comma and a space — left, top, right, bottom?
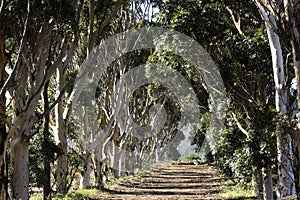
0, 96, 8, 200
54, 68, 68, 194
93, 139, 107, 188
94, 160, 104, 188
118, 140, 126, 177
82, 153, 92, 188
43, 81, 51, 199
126, 149, 134, 175
254, 168, 264, 200
277, 135, 296, 197
291, 33, 300, 195
54, 123, 68, 194
81, 105, 95, 188
0, 21, 8, 200
112, 141, 120, 178
11, 137, 29, 200
292, 29, 300, 130
263, 167, 274, 200
256, 2, 296, 197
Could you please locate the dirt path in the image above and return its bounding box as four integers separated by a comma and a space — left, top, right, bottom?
97, 162, 232, 200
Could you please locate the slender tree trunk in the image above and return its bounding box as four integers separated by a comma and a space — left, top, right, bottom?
112, 141, 120, 178
277, 135, 296, 197
93, 138, 106, 187
54, 68, 68, 194
11, 137, 29, 200
55, 125, 68, 194
81, 105, 94, 188
155, 148, 160, 162
254, 168, 264, 200
102, 134, 112, 180
43, 81, 51, 199
10, 49, 29, 200
126, 149, 134, 175
263, 167, 274, 200
54, 121, 68, 194
0, 21, 8, 200
118, 139, 126, 177
0, 94, 8, 200
291, 35, 300, 196
82, 153, 92, 188
94, 160, 104, 188
256, 2, 296, 197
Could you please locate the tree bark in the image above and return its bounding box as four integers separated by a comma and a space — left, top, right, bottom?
118, 139, 127, 177
82, 153, 92, 188
54, 67, 68, 194
256, 1, 296, 197
263, 167, 274, 200
11, 137, 29, 200
254, 168, 264, 200
43, 81, 51, 200
126, 148, 134, 175
0, 21, 8, 200
94, 160, 104, 188
112, 140, 120, 178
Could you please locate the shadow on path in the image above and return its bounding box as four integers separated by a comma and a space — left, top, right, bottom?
97, 162, 235, 200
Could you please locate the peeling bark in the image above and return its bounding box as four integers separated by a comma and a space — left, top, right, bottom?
256, 1, 296, 197
11, 137, 29, 200
0, 21, 8, 200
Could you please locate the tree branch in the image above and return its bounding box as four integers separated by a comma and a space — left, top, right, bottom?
225, 6, 245, 36
37, 80, 74, 120
99, 0, 122, 31
232, 112, 250, 139
0, 0, 30, 97
284, 126, 300, 147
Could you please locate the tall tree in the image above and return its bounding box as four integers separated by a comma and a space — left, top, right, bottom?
0, 20, 9, 200
0, 0, 79, 198
255, 0, 300, 197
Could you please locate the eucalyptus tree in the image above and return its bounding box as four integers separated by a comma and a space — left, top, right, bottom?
0, 0, 82, 198
50, 0, 126, 192
152, 0, 279, 199
254, 0, 300, 198
0, 17, 9, 200
72, 0, 156, 188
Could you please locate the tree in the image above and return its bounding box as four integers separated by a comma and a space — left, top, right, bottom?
0, 20, 9, 200
153, 1, 278, 199
255, 0, 300, 197
0, 0, 80, 198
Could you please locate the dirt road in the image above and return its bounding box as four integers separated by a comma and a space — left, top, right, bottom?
97, 162, 232, 200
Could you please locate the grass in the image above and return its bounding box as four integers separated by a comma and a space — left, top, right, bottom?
30, 188, 108, 200
113, 175, 135, 184
30, 194, 43, 200
184, 153, 201, 162
220, 185, 256, 199
109, 171, 148, 185
30, 172, 148, 200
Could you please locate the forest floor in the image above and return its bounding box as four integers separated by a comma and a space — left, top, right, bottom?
91, 162, 252, 200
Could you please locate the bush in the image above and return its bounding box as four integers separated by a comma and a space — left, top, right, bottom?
184, 153, 200, 162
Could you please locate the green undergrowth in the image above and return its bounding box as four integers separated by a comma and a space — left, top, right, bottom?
30, 163, 255, 200
57, 188, 108, 199
30, 172, 147, 200
184, 153, 201, 162
110, 174, 136, 185
30, 188, 108, 200
220, 185, 256, 199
